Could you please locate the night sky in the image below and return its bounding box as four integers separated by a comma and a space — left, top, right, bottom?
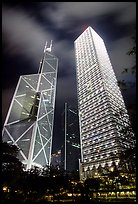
2, 2, 136, 152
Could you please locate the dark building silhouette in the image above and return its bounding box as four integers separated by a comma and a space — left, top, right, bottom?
51, 150, 61, 169
63, 103, 81, 174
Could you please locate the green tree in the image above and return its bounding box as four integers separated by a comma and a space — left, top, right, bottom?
108, 166, 121, 199
119, 145, 136, 173
2, 142, 24, 202
118, 35, 136, 91
41, 165, 70, 202
114, 109, 136, 173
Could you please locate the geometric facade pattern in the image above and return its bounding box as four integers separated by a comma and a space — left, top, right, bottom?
2, 49, 58, 170
74, 26, 134, 179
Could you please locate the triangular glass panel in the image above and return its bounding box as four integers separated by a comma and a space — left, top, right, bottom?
44, 141, 51, 164
33, 139, 42, 159
35, 127, 43, 145
15, 94, 27, 107
38, 95, 47, 119
42, 73, 54, 86
41, 130, 51, 141
16, 126, 33, 159
41, 135, 48, 146
22, 74, 39, 91
42, 91, 53, 106
45, 52, 56, 60
2, 129, 13, 143
33, 149, 47, 167
16, 77, 35, 96
47, 110, 54, 125
43, 72, 56, 80
43, 74, 56, 89
37, 116, 51, 138
6, 120, 34, 142
42, 131, 51, 140
7, 99, 25, 123
42, 91, 54, 109
15, 91, 37, 118
42, 61, 56, 73
45, 58, 58, 70
38, 74, 52, 91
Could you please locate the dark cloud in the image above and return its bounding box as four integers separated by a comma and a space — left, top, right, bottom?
42, 2, 135, 29
2, 6, 49, 62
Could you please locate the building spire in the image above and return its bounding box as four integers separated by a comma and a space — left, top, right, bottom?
46, 40, 53, 52
38, 40, 53, 74
44, 41, 47, 53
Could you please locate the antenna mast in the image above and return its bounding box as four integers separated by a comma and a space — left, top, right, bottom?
44, 41, 47, 53
46, 40, 53, 52
38, 40, 53, 74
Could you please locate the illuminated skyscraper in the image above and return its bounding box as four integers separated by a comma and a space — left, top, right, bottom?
2, 41, 58, 170
74, 26, 134, 179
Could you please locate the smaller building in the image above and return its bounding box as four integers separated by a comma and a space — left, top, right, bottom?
64, 103, 81, 174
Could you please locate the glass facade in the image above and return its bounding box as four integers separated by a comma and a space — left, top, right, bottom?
74, 26, 134, 179
2, 50, 58, 170
64, 103, 81, 173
